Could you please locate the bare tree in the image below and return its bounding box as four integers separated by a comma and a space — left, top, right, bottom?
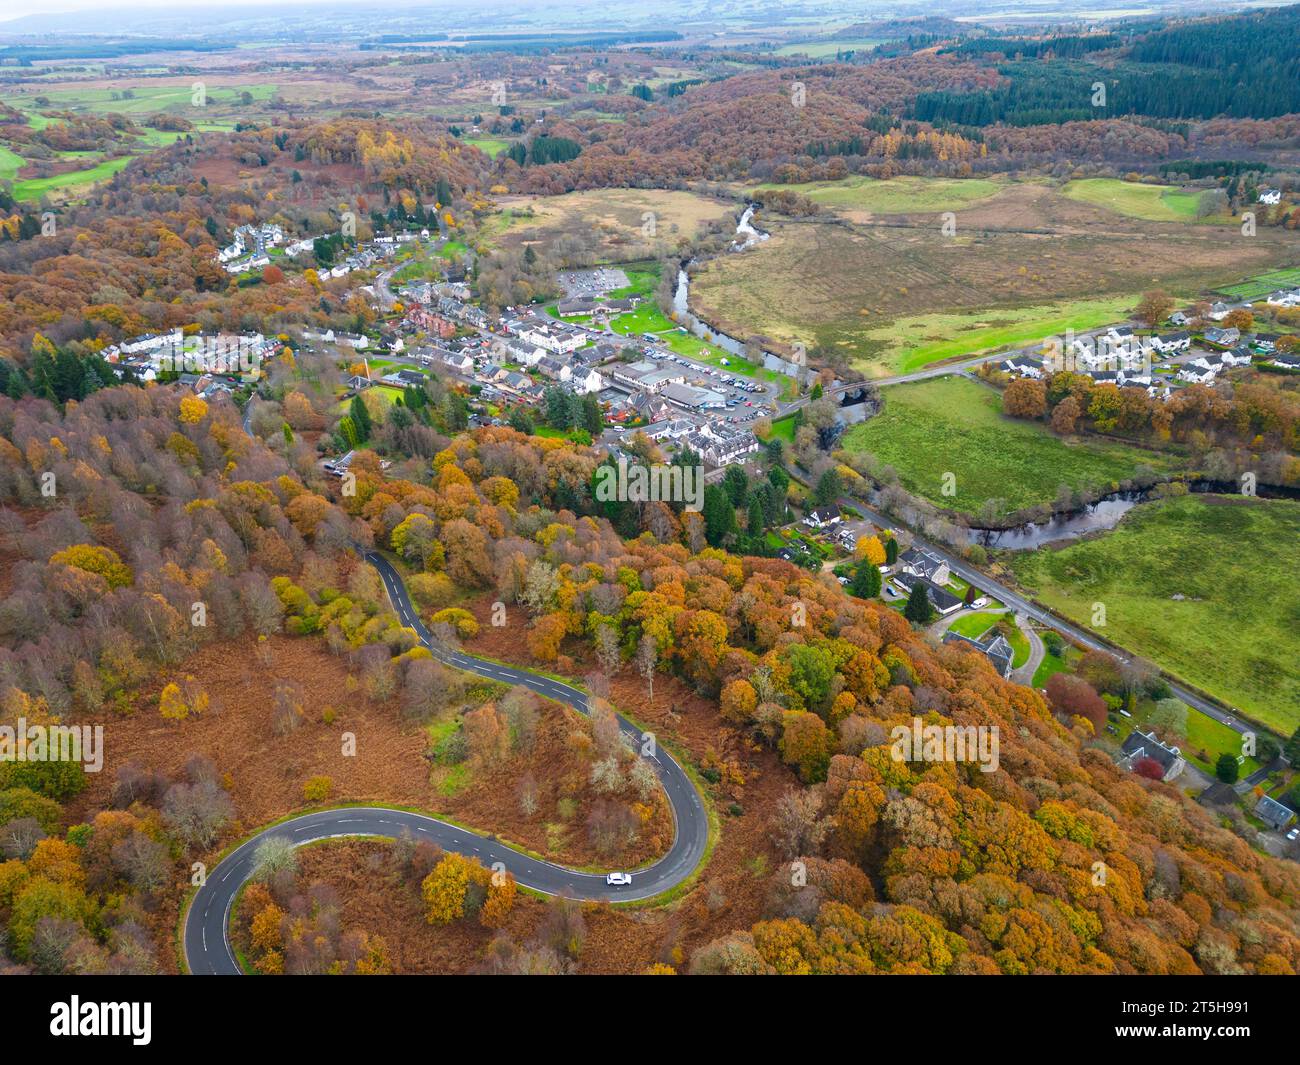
161, 779, 233, 850
636, 634, 658, 706
595, 623, 621, 679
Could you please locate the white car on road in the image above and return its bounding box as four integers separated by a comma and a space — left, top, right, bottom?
605, 872, 632, 887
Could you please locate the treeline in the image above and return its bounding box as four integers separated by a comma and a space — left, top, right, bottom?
917, 24, 1300, 127
1157, 159, 1268, 180
506, 134, 582, 167
946, 33, 1121, 60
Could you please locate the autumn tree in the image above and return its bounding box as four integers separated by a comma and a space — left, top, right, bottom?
1003, 378, 1047, 420
1135, 290, 1175, 327
1044, 674, 1107, 736
1051, 394, 1082, 434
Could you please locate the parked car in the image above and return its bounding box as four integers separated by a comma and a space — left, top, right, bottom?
606, 872, 632, 886
1287, 828, 1299, 841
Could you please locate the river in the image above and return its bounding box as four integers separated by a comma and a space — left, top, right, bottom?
671, 205, 771, 360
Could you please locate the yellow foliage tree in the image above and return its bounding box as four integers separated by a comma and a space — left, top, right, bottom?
179, 395, 209, 424
480, 872, 517, 929
49, 544, 133, 589
421, 852, 474, 925
855, 536, 886, 566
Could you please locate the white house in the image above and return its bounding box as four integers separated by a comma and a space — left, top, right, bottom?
1149, 331, 1191, 355
693, 422, 759, 466
441, 351, 474, 374
1179, 363, 1219, 384
803, 505, 842, 530
569, 367, 605, 395
1258, 188, 1282, 206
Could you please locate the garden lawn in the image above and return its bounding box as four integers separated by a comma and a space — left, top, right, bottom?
1031, 651, 1070, 688
840, 376, 1176, 517
1011, 494, 1300, 736
762, 414, 798, 443
947, 611, 1002, 639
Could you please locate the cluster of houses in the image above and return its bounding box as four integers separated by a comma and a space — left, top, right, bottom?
1263, 286, 1300, 309
102, 329, 278, 389
218, 225, 428, 279
303, 328, 370, 351
995, 314, 1286, 394
637, 416, 761, 468
218, 223, 285, 274
383, 294, 767, 469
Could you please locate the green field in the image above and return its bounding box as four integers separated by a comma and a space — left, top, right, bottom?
463, 136, 510, 157
1061, 178, 1218, 223
608, 303, 678, 336
1, 83, 277, 117
601, 304, 770, 378
0, 145, 23, 182
840, 376, 1177, 517
1011, 494, 1300, 735
1219, 267, 1300, 301
863, 295, 1137, 375
12, 155, 134, 202
774, 37, 884, 57
754, 174, 1003, 215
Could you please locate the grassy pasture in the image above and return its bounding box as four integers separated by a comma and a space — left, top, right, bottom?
1061, 178, 1216, 222
1010, 494, 1300, 735
839, 376, 1177, 517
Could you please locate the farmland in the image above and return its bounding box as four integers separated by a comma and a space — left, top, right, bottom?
462, 135, 510, 158
1061, 178, 1218, 222
12, 155, 136, 202
690, 179, 1298, 376
754, 174, 1004, 217
839, 376, 1178, 517
1010, 494, 1300, 735
867, 296, 1137, 375
0, 81, 278, 117
481, 187, 733, 259
1218, 267, 1300, 301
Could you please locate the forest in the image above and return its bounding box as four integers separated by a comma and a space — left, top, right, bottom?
0, 380, 1297, 974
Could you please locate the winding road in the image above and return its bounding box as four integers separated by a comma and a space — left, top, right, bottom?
182, 550, 710, 975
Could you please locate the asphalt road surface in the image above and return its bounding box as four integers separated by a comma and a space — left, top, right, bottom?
183, 550, 709, 975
